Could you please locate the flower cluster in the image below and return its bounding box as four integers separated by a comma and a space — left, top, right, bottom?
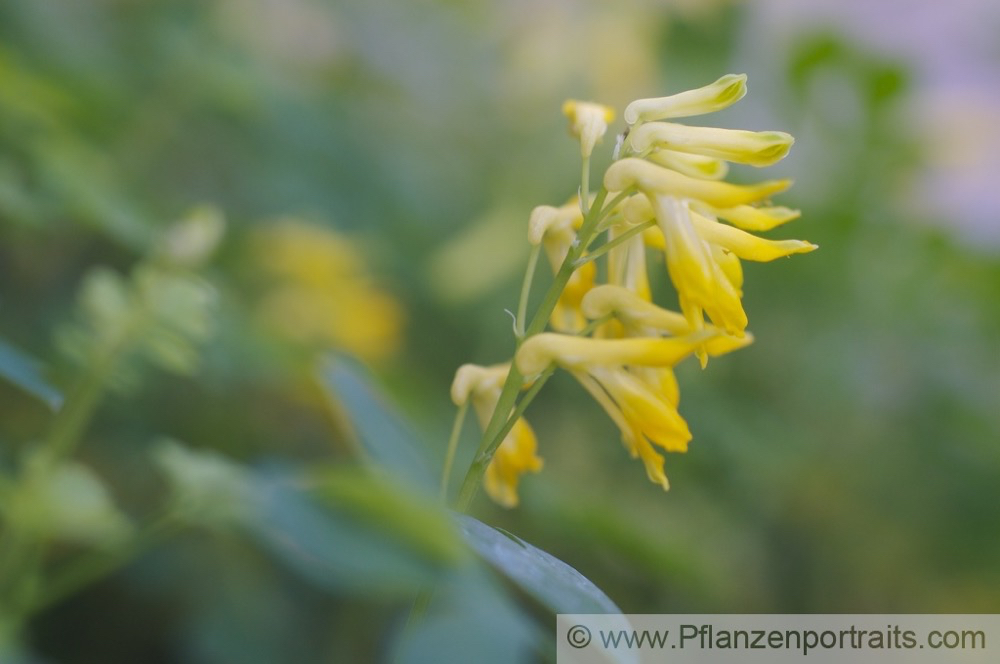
452, 74, 814, 506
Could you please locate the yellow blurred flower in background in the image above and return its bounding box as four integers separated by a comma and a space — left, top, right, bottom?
251, 219, 404, 362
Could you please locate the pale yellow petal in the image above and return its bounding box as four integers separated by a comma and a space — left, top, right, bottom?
581, 284, 691, 335
691, 211, 817, 262
651, 194, 749, 335
563, 99, 615, 159
694, 202, 801, 231
516, 331, 732, 375
631, 123, 794, 167
647, 149, 729, 180
605, 158, 791, 208
624, 74, 747, 125
484, 418, 543, 508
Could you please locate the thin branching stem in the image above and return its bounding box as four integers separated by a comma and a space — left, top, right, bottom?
575, 219, 655, 268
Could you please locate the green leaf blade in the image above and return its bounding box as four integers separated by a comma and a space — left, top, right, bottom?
457, 514, 621, 615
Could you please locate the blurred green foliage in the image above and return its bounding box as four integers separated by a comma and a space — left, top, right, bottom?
1, 1, 999, 663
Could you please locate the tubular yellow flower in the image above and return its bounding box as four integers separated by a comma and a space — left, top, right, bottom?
692, 202, 802, 232
624, 73, 747, 125
650, 193, 748, 335
563, 100, 615, 159
646, 150, 729, 180
630, 122, 795, 167
515, 332, 749, 377
451, 364, 543, 508
581, 284, 693, 336
514, 332, 748, 490
689, 211, 817, 261
573, 367, 689, 489
605, 158, 791, 208
528, 202, 596, 332
625, 195, 817, 262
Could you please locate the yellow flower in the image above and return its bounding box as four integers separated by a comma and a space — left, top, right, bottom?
562, 99, 615, 158
646, 150, 729, 180
620, 192, 815, 337
451, 364, 543, 508
626, 195, 816, 262
252, 219, 404, 361
602, 74, 813, 338
654, 194, 749, 336
624, 73, 748, 125
514, 332, 749, 489
692, 202, 801, 232
528, 202, 596, 332
630, 122, 795, 167
605, 157, 791, 208
581, 284, 698, 337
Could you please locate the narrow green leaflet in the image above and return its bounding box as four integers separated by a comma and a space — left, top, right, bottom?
317, 355, 435, 492
0, 337, 63, 410
457, 514, 621, 615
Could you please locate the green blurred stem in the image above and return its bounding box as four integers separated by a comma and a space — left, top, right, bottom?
0, 313, 143, 624
579, 313, 613, 337
39, 354, 114, 465
439, 400, 469, 502
580, 158, 591, 215
453, 188, 611, 512
28, 513, 179, 614
40, 306, 145, 466
515, 244, 541, 339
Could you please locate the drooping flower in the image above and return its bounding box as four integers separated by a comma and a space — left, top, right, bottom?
451, 364, 543, 507
515, 332, 750, 489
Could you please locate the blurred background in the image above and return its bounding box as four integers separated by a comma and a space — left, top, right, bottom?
1, 0, 999, 662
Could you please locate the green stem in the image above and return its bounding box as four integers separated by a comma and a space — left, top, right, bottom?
484, 365, 555, 460
453, 188, 614, 511
580, 158, 591, 215
575, 219, 655, 268
28, 512, 179, 614
0, 311, 145, 630
515, 245, 541, 339
579, 313, 613, 337
439, 401, 469, 502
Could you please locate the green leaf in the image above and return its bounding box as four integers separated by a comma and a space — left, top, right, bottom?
317, 355, 435, 492
0, 337, 63, 410
392, 565, 541, 664
457, 514, 621, 615
245, 467, 452, 597
307, 465, 467, 566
